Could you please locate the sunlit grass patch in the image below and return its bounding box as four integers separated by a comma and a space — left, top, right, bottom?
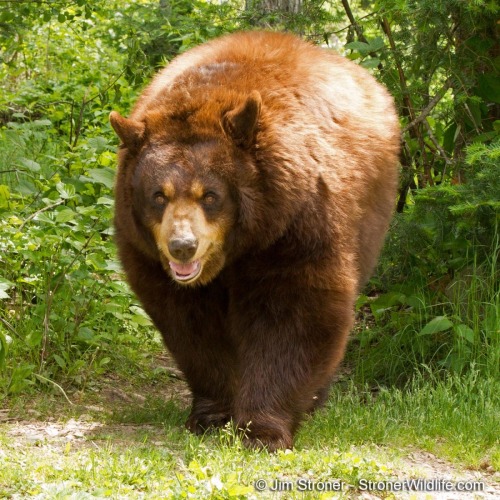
0, 421, 397, 499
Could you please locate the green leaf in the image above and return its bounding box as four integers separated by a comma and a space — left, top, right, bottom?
361, 58, 380, 69
99, 357, 111, 366
53, 354, 66, 369
0, 185, 11, 208
97, 196, 114, 206
367, 37, 385, 52
0, 332, 7, 369
55, 208, 76, 223
418, 316, 454, 336
345, 41, 370, 55
33, 119, 52, 127
371, 292, 406, 310
355, 294, 369, 311
87, 136, 109, 153
56, 182, 76, 200
84, 168, 115, 189
130, 314, 153, 327
19, 158, 41, 172
454, 324, 475, 344
77, 327, 95, 342
26, 330, 43, 347
35, 212, 56, 224
76, 206, 98, 216
86, 253, 107, 270
8, 365, 35, 394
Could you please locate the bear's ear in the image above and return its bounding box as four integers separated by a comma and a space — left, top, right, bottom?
222, 91, 261, 148
109, 111, 146, 152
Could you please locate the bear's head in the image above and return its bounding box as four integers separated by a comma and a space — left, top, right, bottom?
110, 91, 264, 286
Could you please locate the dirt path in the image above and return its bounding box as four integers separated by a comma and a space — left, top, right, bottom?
2, 417, 499, 499
1, 356, 499, 499
3, 419, 500, 499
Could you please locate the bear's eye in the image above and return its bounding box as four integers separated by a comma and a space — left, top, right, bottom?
202, 192, 218, 205
154, 192, 168, 206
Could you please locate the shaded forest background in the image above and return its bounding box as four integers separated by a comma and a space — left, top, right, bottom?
0, 0, 498, 394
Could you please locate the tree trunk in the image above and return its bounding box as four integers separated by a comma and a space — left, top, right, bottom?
246, 0, 302, 14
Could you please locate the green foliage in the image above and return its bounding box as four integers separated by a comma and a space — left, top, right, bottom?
343, 0, 499, 200
0, 0, 498, 400
302, 370, 500, 467
0, 1, 160, 395
355, 141, 499, 382
114, 0, 244, 85
242, 0, 343, 38
0, 117, 157, 394
386, 140, 499, 278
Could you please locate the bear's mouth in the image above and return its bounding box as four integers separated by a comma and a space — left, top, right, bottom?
169, 260, 202, 282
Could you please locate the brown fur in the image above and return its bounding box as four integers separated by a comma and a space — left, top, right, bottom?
110, 31, 400, 451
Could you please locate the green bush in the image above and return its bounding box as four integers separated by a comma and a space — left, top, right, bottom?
0, 118, 157, 395
354, 140, 500, 383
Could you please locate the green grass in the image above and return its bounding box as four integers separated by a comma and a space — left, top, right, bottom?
299, 371, 500, 469
1, 366, 498, 498
0, 418, 402, 499
352, 236, 500, 387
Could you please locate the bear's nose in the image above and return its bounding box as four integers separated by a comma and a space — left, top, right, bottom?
168, 237, 198, 261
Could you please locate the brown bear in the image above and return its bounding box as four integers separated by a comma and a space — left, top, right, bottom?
110, 31, 400, 451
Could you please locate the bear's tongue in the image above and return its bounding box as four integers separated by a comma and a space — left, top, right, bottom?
169, 260, 201, 280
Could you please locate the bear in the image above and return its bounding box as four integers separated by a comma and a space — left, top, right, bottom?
109, 30, 400, 451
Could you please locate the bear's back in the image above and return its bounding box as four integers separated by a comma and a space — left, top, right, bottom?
131, 31, 396, 138
132, 32, 310, 117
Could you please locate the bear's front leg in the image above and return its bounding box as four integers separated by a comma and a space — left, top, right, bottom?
120, 246, 239, 434
230, 284, 354, 451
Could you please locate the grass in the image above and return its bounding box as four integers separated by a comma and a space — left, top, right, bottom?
1, 362, 498, 498
0, 426, 394, 498
0, 402, 417, 499
299, 371, 500, 470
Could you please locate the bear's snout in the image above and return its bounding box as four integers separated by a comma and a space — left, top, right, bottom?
168, 236, 199, 261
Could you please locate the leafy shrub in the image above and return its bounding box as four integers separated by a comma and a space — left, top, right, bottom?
354, 140, 500, 382
0, 3, 157, 395
0, 119, 157, 395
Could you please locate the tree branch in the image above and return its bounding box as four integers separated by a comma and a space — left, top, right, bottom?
19, 199, 65, 231
341, 0, 368, 43
423, 119, 452, 177
401, 78, 453, 135
381, 17, 416, 122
